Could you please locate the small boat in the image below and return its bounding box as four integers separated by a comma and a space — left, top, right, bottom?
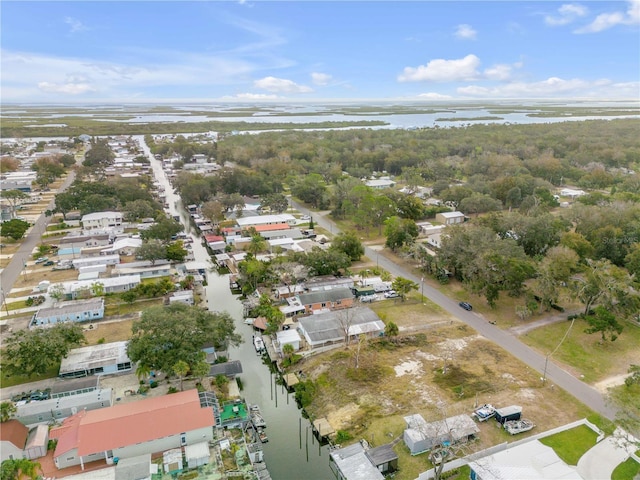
257, 427, 268, 443
472, 404, 496, 422
250, 404, 267, 428
504, 419, 535, 435
254, 336, 265, 353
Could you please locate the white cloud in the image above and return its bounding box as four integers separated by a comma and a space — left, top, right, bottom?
64, 16, 88, 33
0, 49, 259, 101
398, 54, 480, 82
311, 72, 332, 86
253, 76, 313, 93
223, 93, 279, 100
38, 81, 95, 95
484, 61, 523, 81
545, 4, 588, 26
454, 24, 477, 40
457, 77, 639, 98
417, 92, 452, 100
574, 0, 639, 33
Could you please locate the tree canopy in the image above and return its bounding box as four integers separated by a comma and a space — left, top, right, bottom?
127, 304, 242, 375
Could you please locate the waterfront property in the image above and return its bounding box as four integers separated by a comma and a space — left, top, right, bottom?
329, 441, 385, 480
59, 341, 132, 378
403, 413, 479, 455
29, 298, 105, 328
50, 389, 215, 470
297, 307, 386, 349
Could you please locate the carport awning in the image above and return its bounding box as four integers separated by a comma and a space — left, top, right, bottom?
185, 441, 210, 461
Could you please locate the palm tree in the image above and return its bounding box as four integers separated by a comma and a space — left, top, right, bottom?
247, 235, 267, 256
135, 363, 151, 383
173, 360, 190, 391
1, 401, 17, 422
282, 343, 294, 363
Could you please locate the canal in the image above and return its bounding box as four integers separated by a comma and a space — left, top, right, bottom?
138, 136, 334, 480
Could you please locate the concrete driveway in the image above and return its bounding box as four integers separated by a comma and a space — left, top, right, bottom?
577, 429, 638, 480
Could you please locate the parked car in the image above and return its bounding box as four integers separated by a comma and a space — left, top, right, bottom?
359, 294, 377, 303
459, 301, 473, 311
34, 257, 48, 264
384, 290, 399, 299
43, 260, 55, 267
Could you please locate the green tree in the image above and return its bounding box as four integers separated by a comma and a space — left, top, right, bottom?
282, 343, 294, 362
136, 240, 167, 265
0, 219, 30, 240
0, 401, 16, 422
135, 363, 151, 383
291, 173, 327, 208
260, 193, 289, 213
0, 458, 42, 480
384, 216, 419, 251
4, 323, 85, 377
123, 199, 156, 222
201, 199, 225, 224
191, 359, 211, 386
140, 217, 182, 244
330, 231, 364, 261
584, 306, 624, 343
173, 360, 190, 391
127, 304, 241, 375
298, 247, 351, 276
391, 277, 419, 301
0, 190, 29, 218
385, 321, 399, 341
166, 241, 188, 262
246, 235, 267, 256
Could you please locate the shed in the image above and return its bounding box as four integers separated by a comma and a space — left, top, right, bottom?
163, 448, 183, 473
276, 329, 301, 352
185, 441, 210, 469
352, 286, 375, 297
366, 443, 398, 475
208, 360, 243, 378
330, 442, 384, 480
403, 413, 479, 455
495, 405, 522, 424
24, 425, 49, 460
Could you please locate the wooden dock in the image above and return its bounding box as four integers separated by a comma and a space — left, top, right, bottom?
312, 418, 335, 440
283, 373, 299, 390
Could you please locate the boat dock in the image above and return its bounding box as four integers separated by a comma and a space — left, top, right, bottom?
312, 418, 335, 442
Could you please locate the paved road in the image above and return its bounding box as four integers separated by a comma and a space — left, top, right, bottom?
291, 199, 618, 421
0, 171, 76, 299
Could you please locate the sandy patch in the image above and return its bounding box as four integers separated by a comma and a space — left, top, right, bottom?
394, 359, 423, 377
516, 388, 537, 401
594, 373, 631, 393
437, 338, 469, 351
327, 402, 360, 431
416, 351, 439, 362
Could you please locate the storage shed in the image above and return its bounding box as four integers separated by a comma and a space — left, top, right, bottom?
24, 424, 48, 460
185, 441, 210, 469
495, 405, 522, 424
403, 413, 479, 455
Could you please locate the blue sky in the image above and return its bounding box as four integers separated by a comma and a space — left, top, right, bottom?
1, 1, 638, 103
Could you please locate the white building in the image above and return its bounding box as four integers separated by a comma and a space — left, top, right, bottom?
81, 211, 123, 230
59, 341, 132, 378
236, 213, 296, 228
365, 177, 396, 189
54, 274, 141, 300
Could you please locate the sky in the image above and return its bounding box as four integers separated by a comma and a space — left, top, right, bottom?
1, 1, 639, 103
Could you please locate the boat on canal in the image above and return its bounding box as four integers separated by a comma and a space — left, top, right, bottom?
253, 335, 265, 354
250, 404, 267, 428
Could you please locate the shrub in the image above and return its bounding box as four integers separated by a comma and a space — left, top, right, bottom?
167, 386, 179, 394
97, 338, 105, 344
335, 430, 352, 443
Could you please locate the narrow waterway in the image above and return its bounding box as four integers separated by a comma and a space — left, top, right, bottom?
138, 136, 334, 480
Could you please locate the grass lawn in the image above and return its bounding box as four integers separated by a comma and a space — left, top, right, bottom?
612, 457, 640, 480
5, 299, 28, 311
539, 425, 598, 465
104, 298, 162, 317
0, 364, 59, 389
520, 319, 640, 383
83, 319, 134, 345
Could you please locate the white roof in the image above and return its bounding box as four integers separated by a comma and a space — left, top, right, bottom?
184, 441, 210, 461
59, 341, 130, 374
468, 440, 584, 480
438, 211, 464, 218
365, 178, 396, 187
55, 274, 141, 294
276, 329, 302, 344
104, 238, 142, 250
81, 211, 122, 221
236, 214, 295, 227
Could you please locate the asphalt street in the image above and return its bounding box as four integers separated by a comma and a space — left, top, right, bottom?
290, 199, 618, 421
0, 171, 76, 297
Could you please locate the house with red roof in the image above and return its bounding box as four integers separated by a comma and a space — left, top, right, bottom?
0, 419, 29, 462
50, 389, 215, 470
